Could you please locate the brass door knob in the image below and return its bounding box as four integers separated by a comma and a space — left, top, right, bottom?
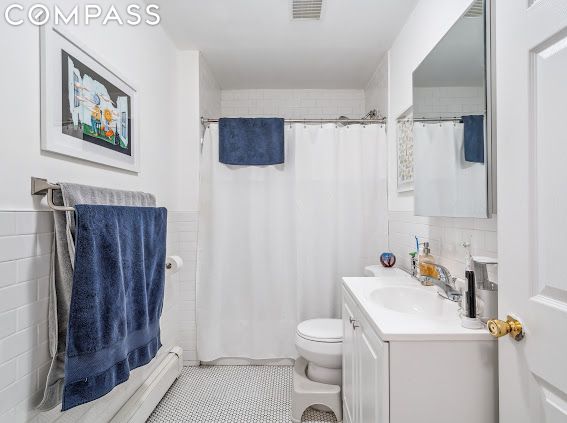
487, 315, 524, 341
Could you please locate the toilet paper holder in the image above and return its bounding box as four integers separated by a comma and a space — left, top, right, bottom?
165, 255, 183, 273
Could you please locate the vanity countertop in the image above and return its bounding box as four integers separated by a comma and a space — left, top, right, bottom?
342, 267, 494, 341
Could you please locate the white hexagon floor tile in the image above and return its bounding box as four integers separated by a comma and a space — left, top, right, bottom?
147, 365, 338, 423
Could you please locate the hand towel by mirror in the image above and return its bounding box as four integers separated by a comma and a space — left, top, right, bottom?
219, 118, 285, 165
62, 205, 167, 411
463, 115, 485, 163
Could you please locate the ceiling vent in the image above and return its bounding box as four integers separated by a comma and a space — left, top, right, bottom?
465, 0, 484, 18
292, 0, 323, 20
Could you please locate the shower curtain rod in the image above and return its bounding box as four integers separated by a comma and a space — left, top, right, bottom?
401, 114, 488, 123
410, 116, 464, 123
201, 117, 387, 127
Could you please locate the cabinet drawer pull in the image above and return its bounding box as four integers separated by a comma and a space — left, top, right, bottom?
349, 316, 360, 329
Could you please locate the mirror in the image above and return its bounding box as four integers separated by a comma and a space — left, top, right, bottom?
412, 0, 492, 218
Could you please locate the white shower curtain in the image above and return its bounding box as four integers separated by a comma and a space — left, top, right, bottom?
414, 122, 487, 217
197, 123, 388, 361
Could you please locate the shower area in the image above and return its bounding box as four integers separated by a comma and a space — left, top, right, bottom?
195, 105, 389, 362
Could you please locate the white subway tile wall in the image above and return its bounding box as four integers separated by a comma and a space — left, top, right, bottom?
0, 211, 183, 422
221, 89, 365, 119
388, 211, 498, 280
167, 212, 199, 366
413, 86, 485, 118
0, 212, 52, 422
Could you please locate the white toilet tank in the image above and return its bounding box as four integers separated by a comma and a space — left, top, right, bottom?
364, 264, 397, 277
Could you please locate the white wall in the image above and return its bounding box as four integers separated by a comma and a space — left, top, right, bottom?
0, 1, 202, 420
174, 52, 220, 212
221, 89, 365, 119
0, 0, 187, 212
199, 55, 222, 119
365, 54, 389, 116
0, 37, 209, 422
175, 51, 201, 212
168, 54, 221, 365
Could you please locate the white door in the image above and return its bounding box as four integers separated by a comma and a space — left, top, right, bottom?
496, 0, 567, 421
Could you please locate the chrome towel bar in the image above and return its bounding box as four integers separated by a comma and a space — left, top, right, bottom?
31, 177, 176, 272
31, 177, 75, 212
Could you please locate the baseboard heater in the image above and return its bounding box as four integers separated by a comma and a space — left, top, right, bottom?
110, 346, 183, 423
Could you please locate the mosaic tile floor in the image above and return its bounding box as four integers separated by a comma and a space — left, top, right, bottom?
147, 365, 338, 423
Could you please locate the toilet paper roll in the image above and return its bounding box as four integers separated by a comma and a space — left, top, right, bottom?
165, 255, 183, 274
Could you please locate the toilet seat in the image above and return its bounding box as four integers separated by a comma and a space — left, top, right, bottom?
295, 319, 343, 371
296, 319, 343, 343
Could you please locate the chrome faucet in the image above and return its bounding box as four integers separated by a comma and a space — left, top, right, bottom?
410, 254, 418, 278
423, 264, 462, 302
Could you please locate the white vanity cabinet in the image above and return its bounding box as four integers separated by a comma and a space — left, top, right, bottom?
342, 288, 389, 423
341, 281, 498, 423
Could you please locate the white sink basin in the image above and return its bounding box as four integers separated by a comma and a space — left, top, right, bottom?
369, 286, 456, 319
343, 268, 492, 341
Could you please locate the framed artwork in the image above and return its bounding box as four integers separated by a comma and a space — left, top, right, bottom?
40, 26, 139, 172
396, 107, 414, 192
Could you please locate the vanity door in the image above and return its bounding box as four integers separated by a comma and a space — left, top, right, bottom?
357, 313, 389, 423
342, 293, 358, 423
342, 288, 390, 423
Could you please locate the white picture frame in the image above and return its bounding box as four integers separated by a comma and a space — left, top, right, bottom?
40, 26, 139, 173
396, 107, 414, 192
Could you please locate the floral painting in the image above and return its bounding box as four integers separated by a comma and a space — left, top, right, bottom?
397, 112, 414, 192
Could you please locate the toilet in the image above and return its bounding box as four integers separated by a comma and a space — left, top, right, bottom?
292, 318, 344, 421
292, 266, 384, 422
295, 318, 343, 386
294, 265, 384, 387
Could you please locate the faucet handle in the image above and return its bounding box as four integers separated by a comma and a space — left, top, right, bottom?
433, 264, 456, 285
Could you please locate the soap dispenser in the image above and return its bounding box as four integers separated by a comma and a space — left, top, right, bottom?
418, 242, 435, 286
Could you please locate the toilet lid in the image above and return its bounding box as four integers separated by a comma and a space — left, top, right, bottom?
296, 319, 343, 343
